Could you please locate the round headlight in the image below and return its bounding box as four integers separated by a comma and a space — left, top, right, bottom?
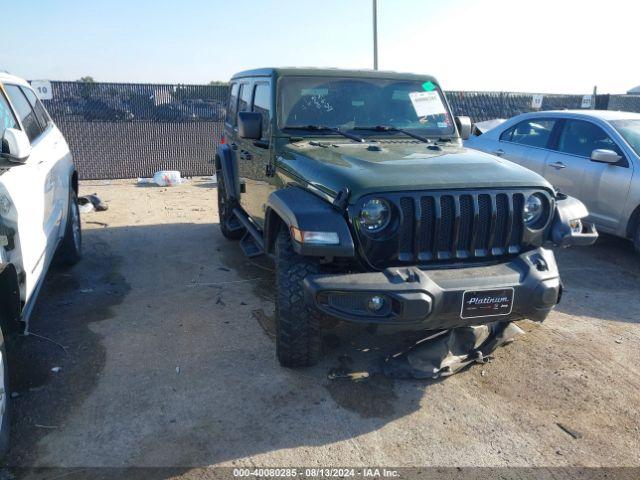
524, 194, 544, 226
359, 198, 390, 232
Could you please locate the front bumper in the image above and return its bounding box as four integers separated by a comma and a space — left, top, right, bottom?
304, 248, 561, 330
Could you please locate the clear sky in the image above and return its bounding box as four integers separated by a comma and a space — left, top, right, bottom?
2, 0, 637, 93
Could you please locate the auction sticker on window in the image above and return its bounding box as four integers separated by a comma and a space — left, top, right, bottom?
460, 288, 514, 319
409, 90, 447, 117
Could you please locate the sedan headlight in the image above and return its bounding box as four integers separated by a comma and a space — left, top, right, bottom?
359, 198, 390, 232
524, 194, 544, 226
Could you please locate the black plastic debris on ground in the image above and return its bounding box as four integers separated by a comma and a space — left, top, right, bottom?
382, 321, 524, 380
78, 194, 109, 213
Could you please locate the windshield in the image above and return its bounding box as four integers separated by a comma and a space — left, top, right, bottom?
277, 76, 455, 136
611, 119, 640, 156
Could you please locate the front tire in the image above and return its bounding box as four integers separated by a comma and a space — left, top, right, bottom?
217, 171, 244, 240
59, 189, 82, 266
0, 327, 10, 459
275, 228, 322, 367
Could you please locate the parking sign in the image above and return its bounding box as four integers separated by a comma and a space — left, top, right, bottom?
531, 94, 543, 109
30, 80, 53, 100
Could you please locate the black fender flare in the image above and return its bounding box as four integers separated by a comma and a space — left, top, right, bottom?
215, 144, 240, 202
0, 263, 21, 336
264, 187, 355, 257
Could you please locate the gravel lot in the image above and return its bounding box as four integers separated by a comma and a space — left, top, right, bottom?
3, 178, 639, 475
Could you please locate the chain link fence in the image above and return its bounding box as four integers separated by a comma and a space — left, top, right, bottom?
445, 92, 588, 122
41, 81, 640, 180
44, 81, 226, 179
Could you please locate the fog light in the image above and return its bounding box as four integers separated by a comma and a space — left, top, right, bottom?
367, 295, 386, 312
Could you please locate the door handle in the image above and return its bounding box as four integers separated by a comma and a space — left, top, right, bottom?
493, 149, 505, 157
550, 161, 566, 170
230, 143, 238, 151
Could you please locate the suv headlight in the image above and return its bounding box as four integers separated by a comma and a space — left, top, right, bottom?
359, 198, 390, 232
524, 194, 544, 226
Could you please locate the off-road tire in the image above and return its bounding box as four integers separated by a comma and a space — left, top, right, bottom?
275, 228, 322, 367
58, 189, 82, 266
0, 327, 10, 459
217, 171, 244, 240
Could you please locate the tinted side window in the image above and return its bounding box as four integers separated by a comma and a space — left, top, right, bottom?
557, 120, 623, 158
226, 83, 239, 126
252, 83, 271, 138
511, 119, 555, 148
0, 90, 18, 144
22, 87, 51, 129
499, 126, 514, 142
238, 83, 251, 113
5, 84, 42, 142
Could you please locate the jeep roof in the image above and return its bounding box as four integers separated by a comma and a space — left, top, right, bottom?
230, 67, 439, 84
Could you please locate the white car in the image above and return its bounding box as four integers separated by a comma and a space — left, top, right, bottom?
0, 73, 82, 456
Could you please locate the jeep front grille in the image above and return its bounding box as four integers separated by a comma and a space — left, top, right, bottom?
351, 190, 548, 269
397, 192, 525, 262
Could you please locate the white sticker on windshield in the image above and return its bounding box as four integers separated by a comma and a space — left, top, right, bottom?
409, 91, 447, 117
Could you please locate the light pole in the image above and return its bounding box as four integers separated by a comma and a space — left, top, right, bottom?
373, 0, 378, 70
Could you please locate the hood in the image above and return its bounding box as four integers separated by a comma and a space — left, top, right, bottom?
279, 141, 553, 202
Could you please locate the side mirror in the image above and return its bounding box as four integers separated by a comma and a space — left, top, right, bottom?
590, 149, 621, 164
455, 116, 472, 140
237, 111, 262, 140
1, 128, 31, 162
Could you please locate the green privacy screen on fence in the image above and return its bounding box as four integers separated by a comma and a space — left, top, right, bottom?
41, 81, 638, 180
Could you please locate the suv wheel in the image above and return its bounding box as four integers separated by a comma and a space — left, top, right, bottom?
275, 228, 321, 367
0, 327, 10, 459
217, 171, 244, 240
634, 224, 640, 254
58, 189, 82, 266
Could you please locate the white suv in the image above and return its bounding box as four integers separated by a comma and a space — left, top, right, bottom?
0, 73, 81, 456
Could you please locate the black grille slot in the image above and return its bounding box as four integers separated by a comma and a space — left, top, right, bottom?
419, 197, 435, 260
457, 195, 473, 255
511, 193, 525, 249
437, 196, 455, 257
493, 193, 509, 252
476, 194, 492, 253
399, 197, 415, 261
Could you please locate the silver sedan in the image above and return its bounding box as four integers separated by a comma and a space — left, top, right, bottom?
466, 110, 640, 251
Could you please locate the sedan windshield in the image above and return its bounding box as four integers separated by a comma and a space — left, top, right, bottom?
611, 119, 640, 156
277, 76, 455, 137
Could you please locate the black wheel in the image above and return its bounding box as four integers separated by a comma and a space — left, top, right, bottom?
0, 327, 10, 459
58, 189, 82, 266
275, 228, 322, 367
217, 171, 244, 240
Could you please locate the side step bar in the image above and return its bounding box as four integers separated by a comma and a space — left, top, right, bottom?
232, 208, 265, 258
226, 215, 245, 236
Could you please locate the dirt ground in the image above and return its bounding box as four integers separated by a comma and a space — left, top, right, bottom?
3, 178, 639, 475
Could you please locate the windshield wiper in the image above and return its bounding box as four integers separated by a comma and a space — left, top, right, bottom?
285, 125, 364, 143
354, 125, 432, 144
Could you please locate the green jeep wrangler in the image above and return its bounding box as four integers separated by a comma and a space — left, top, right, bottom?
215, 68, 597, 367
